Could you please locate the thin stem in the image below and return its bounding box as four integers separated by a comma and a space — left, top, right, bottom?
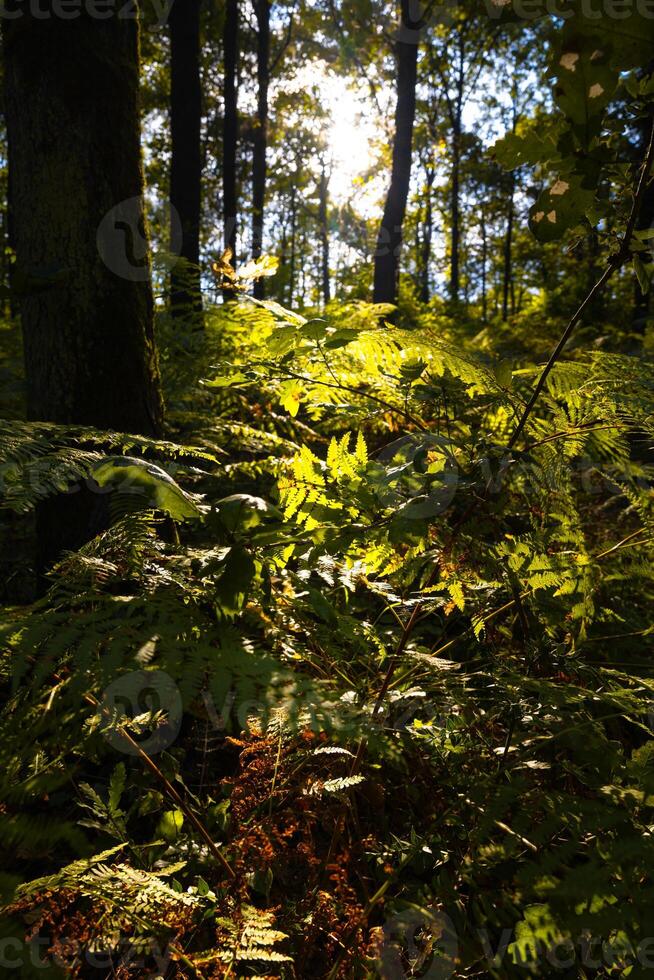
508, 119, 654, 450
84, 691, 235, 881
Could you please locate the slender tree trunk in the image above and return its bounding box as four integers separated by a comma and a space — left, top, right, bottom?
449, 38, 465, 303
299, 224, 306, 306
318, 164, 331, 305
450, 130, 461, 302
4, 5, 163, 436
372, 0, 418, 305
449, 101, 464, 302
480, 210, 488, 322
501, 172, 514, 322
419, 163, 434, 303
170, 0, 203, 326
279, 222, 287, 299
223, 0, 239, 265
289, 183, 297, 305
252, 0, 270, 300
516, 284, 525, 313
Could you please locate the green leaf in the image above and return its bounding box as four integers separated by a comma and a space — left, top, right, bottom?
216, 494, 282, 532
553, 38, 618, 132
279, 380, 303, 417
529, 176, 595, 243
267, 324, 297, 357
108, 763, 126, 814
307, 588, 338, 626
300, 318, 329, 342
399, 358, 427, 382
494, 359, 513, 389
157, 809, 184, 842
215, 545, 256, 616
92, 456, 201, 521
580, 6, 654, 73
324, 328, 358, 349
204, 371, 250, 388
493, 124, 559, 170
633, 255, 650, 294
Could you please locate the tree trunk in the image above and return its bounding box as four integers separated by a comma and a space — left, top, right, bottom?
4, 142, 16, 321
170, 0, 203, 327
288, 183, 297, 305
449, 108, 464, 300
419, 163, 434, 303
449, 38, 465, 303
252, 0, 270, 300
0, 198, 10, 319
450, 131, 461, 302
223, 0, 239, 265
4, 6, 163, 436
501, 173, 514, 322
318, 165, 331, 305
372, 0, 418, 306
5, 5, 164, 577
634, 111, 654, 333
480, 210, 488, 322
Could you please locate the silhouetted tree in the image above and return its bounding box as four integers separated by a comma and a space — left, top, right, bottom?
372, 0, 418, 305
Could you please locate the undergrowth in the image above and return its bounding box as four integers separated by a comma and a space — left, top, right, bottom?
1, 295, 654, 978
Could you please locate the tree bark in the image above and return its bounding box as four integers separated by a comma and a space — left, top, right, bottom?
5, 4, 164, 577
288, 183, 297, 305
501, 172, 514, 321
318, 164, 331, 305
4, 5, 164, 436
450, 134, 461, 302
449, 48, 464, 303
252, 0, 270, 300
419, 162, 434, 303
372, 0, 418, 306
634, 110, 654, 333
169, 0, 203, 326
480, 210, 488, 322
223, 0, 239, 265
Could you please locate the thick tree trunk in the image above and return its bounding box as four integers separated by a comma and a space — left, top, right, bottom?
372, 0, 418, 306
223, 0, 239, 264
170, 0, 204, 326
318, 165, 331, 305
5, 5, 164, 577
634, 111, 654, 333
4, 148, 15, 321
4, 6, 163, 436
252, 0, 270, 300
